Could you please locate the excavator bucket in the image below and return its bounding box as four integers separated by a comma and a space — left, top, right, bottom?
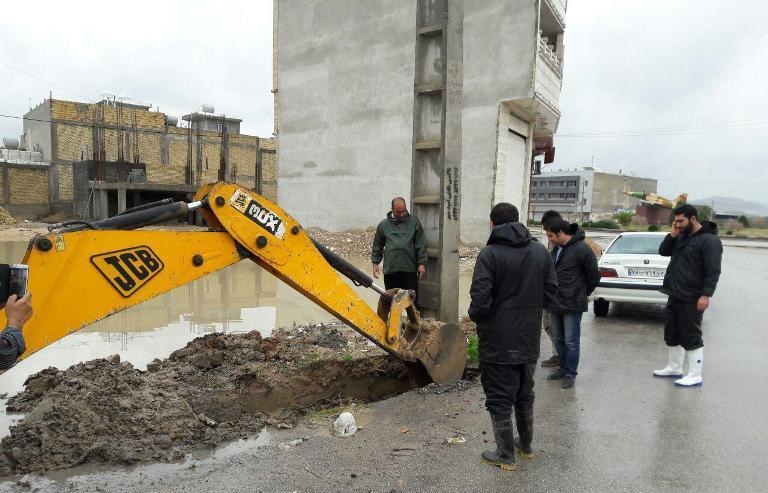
378, 290, 468, 384
401, 319, 468, 384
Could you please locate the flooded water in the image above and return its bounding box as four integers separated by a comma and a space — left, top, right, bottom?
0, 240, 473, 438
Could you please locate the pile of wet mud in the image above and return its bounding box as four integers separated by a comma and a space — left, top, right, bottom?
0, 325, 415, 477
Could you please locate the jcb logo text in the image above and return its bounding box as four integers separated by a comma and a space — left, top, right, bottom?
91, 246, 164, 297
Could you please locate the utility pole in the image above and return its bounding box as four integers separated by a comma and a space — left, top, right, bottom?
409, 0, 463, 323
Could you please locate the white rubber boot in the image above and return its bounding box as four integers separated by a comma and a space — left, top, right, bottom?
653, 346, 684, 378
675, 348, 703, 387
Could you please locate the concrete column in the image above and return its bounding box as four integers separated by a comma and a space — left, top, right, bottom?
96, 190, 109, 220
117, 187, 127, 214
410, 0, 463, 323
1, 166, 9, 205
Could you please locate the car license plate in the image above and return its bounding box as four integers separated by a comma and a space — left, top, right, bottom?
627, 267, 665, 278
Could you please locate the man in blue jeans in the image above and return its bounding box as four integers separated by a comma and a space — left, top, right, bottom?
544, 219, 600, 388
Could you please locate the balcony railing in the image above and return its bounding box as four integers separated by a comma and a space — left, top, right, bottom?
538, 34, 563, 77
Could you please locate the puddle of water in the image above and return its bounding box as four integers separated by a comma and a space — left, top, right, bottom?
17, 427, 275, 488
0, 240, 473, 439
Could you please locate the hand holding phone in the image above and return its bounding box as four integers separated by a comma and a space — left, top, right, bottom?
5, 292, 32, 328
9, 264, 29, 298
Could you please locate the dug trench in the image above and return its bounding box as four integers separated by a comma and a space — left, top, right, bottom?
0, 323, 451, 477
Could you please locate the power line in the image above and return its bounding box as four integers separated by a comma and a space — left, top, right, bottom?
0, 60, 94, 103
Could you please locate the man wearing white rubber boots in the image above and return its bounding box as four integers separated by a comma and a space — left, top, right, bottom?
654, 204, 722, 387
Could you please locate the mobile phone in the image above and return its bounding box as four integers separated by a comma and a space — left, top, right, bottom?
8, 264, 28, 298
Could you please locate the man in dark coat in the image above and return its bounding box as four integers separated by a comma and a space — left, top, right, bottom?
544, 219, 600, 389
469, 203, 557, 471
371, 197, 428, 307
653, 204, 722, 387
538, 210, 603, 369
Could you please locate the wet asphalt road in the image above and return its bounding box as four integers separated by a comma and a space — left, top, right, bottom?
2, 242, 767, 492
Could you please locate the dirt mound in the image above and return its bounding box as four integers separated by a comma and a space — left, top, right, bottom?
0, 325, 415, 477
307, 227, 376, 259
39, 211, 74, 224
307, 227, 481, 272
0, 207, 15, 225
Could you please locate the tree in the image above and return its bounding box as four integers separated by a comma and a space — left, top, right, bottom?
692, 204, 712, 221
613, 210, 634, 226
738, 215, 749, 227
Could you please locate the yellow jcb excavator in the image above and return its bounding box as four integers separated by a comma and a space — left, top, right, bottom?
0, 182, 467, 383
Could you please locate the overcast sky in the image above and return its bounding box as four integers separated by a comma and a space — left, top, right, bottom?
1, 1, 766, 204
0, 1, 275, 136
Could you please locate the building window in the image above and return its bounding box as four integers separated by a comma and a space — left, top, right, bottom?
217, 123, 223, 132
584, 180, 588, 186
566, 193, 576, 199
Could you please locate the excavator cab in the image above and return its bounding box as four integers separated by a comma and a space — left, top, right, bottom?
0, 182, 467, 383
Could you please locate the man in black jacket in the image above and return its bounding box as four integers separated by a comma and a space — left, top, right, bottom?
653, 204, 722, 387
469, 203, 557, 471
544, 219, 600, 389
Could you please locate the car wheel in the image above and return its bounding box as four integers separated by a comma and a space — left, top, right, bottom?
594, 299, 609, 317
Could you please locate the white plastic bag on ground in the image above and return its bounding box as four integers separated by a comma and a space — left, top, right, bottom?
332, 412, 358, 437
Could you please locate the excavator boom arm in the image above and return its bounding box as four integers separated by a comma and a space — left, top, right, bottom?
0, 183, 466, 382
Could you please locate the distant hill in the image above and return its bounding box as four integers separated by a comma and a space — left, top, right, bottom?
689, 196, 768, 217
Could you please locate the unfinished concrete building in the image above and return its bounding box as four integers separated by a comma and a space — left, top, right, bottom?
2, 97, 277, 219
274, 0, 567, 244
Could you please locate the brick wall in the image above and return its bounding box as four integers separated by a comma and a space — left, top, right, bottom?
8, 168, 48, 204
146, 164, 185, 184
58, 163, 74, 200
55, 124, 91, 161
0, 164, 51, 217
48, 99, 278, 203
51, 100, 165, 129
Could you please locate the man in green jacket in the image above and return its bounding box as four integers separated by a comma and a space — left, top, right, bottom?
371, 197, 428, 307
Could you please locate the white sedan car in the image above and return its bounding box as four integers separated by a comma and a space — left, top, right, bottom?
591, 232, 669, 316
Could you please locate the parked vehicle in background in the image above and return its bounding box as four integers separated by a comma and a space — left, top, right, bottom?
590, 232, 669, 316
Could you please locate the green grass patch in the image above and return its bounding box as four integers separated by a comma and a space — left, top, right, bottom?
467, 335, 479, 365
339, 353, 354, 364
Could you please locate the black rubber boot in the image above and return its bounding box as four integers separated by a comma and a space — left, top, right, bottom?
514, 404, 535, 460
482, 414, 517, 471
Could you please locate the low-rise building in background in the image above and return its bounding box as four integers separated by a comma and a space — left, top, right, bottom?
529, 167, 657, 222
1, 97, 276, 219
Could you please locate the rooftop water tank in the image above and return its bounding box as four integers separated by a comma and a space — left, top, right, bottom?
200, 104, 215, 114
2, 137, 19, 149
165, 115, 179, 126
